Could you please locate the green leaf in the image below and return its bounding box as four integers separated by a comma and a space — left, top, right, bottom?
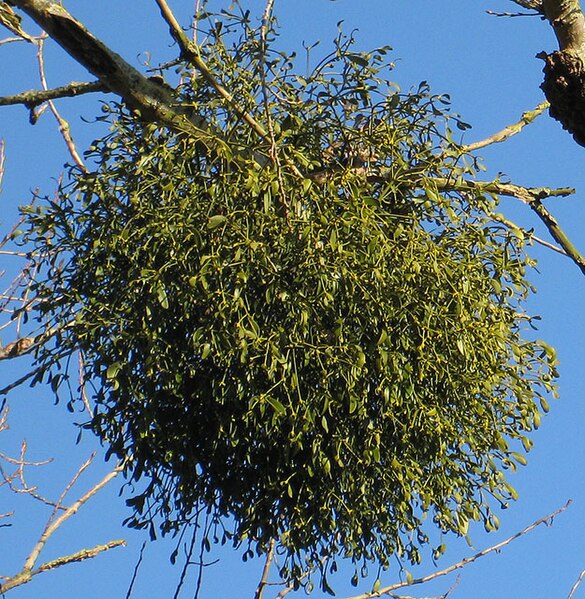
106, 362, 122, 380
266, 396, 286, 416
207, 215, 227, 229
156, 285, 169, 309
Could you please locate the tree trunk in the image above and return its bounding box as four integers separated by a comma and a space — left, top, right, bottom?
540, 0, 585, 145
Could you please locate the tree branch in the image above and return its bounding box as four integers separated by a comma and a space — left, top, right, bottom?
8, 0, 224, 149
254, 538, 275, 599
0, 413, 126, 594
492, 213, 568, 255
153, 0, 272, 143
342, 501, 571, 599
0, 337, 34, 359
568, 565, 585, 599
542, 0, 585, 52
21, 463, 123, 573
529, 199, 585, 274
410, 175, 575, 204
0, 81, 105, 109
461, 101, 549, 152
423, 176, 585, 273
0, 541, 125, 593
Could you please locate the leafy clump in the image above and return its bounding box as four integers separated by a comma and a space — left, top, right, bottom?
23, 16, 557, 592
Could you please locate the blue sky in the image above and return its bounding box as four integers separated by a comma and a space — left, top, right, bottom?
1, 1, 585, 598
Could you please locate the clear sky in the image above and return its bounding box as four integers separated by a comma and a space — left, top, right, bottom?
1, 1, 585, 598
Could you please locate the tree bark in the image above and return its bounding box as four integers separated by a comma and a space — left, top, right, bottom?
543, 0, 585, 52
538, 0, 585, 145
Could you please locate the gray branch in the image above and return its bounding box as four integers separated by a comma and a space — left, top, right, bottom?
0, 80, 106, 108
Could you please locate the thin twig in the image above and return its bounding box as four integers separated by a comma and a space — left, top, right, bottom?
78, 351, 94, 418
492, 214, 567, 255
37, 36, 86, 169
172, 525, 198, 599
276, 557, 327, 598
192, 0, 203, 45
125, 540, 147, 599
0, 139, 4, 192
342, 501, 572, 599
50, 454, 95, 517
0, 365, 44, 394
259, 0, 291, 225
567, 565, 585, 599
442, 576, 461, 599
193, 511, 211, 599
486, 9, 541, 17
0, 35, 40, 45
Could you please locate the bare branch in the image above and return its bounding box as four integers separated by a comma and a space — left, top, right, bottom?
568, 565, 585, 599
491, 213, 568, 255
254, 538, 275, 599
78, 352, 94, 418
487, 9, 543, 17
0, 541, 126, 593
22, 463, 124, 573
0, 81, 104, 110
275, 556, 327, 598
0, 364, 44, 395
0, 139, 4, 192
529, 199, 585, 274
0, 35, 40, 45
125, 540, 147, 599
410, 175, 575, 204
171, 526, 198, 599
462, 101, 549, 152
259, 0, 290, 224
0, 409, 126, 594
342, 501, 571, 599
38, 540, 127, 573
419, 175, 585, 273
50, 454, 95, 515
36, 36, 86, 169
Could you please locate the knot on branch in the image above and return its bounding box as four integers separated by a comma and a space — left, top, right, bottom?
539, 50, 585, 147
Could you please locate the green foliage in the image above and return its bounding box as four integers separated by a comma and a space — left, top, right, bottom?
23, 11, 557, 592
